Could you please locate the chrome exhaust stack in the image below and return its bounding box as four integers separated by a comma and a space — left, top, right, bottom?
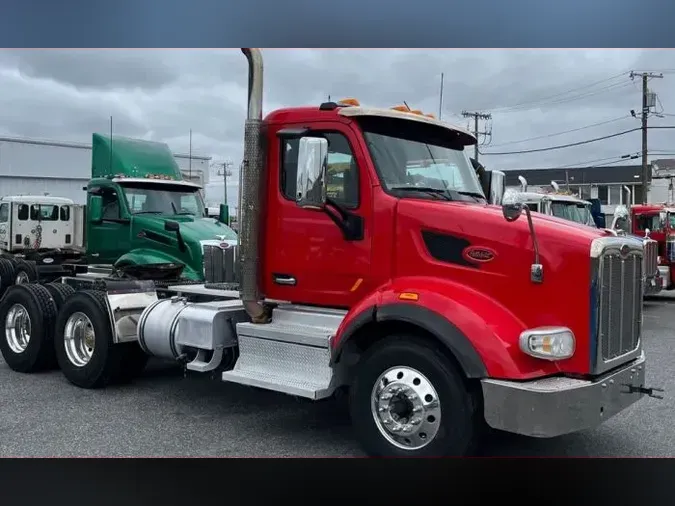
239, 48, 266, 321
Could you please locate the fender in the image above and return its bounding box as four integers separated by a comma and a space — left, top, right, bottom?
115, 248, 201, 280
333, 276, 564, 380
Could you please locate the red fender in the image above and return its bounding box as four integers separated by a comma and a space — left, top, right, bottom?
333, 276, 566, 380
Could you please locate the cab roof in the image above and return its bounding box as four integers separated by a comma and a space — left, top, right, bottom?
1, 195, 74, 205
264, 102, 476, 146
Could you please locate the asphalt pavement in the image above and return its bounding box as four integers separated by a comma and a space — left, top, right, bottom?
1, 296, 674, 457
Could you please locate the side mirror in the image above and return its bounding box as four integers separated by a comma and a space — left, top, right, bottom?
219, 204, 229, 225
164, 220, 180, 232
484, 170, 505, 205
296, 136, 328, 209
89, 195, 103, 223
660, 211, 667, 227
645, 227, 651, 238
502, 202, 524, 222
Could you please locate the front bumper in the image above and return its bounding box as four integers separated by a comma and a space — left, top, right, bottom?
644, 272, 663, 295
480, 353, 646, 438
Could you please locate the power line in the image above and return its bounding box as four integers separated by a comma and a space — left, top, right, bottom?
480, 125, 675, 156
488, 115, 632, 147
485, 71, 631, 113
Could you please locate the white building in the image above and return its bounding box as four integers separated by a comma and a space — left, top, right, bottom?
0, 135, 211, 204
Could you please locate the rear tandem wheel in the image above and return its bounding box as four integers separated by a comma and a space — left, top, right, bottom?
53, 290, 148, 389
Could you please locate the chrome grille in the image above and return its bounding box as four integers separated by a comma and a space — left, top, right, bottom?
597, 247, 642, 363
203, 245, 238, 284
643, 238, 658, 276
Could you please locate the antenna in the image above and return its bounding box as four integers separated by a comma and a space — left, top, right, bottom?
189, 129, 193, 180
109, 116, 113, 173
438, 72, 444, 120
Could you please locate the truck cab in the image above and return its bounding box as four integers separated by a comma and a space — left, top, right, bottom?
614, 203, 675, 290
85, 134, 238, 281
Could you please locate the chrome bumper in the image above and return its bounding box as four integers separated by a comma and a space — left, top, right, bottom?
480, 353, 646, 438
644, 272, 663, 295
658, 265, 671, 289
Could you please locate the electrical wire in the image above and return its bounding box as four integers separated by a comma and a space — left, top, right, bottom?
488, 115, 632, 147
481, 125, 675, 156
485, 71, 632, 113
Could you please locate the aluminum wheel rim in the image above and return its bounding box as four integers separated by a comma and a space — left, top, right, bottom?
64, 312, 96, 367
5, 303, 31, 354
371, 366, 442, 451
15, 271, 30, 284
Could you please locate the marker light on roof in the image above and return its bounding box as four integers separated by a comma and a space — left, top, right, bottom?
425, 113, 436, 118
339, 98, 360, 106
410, 109, 423, 115
391, 105, 409, 112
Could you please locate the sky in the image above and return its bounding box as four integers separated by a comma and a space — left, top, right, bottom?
1, 48, 675, 184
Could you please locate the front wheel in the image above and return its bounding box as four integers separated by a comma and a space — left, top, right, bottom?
349, 335, 481, 457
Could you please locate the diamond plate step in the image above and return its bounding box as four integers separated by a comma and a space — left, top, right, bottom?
236, 319, 335, 348
221, 335, 335, 399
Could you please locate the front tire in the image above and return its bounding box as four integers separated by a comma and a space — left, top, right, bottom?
54, 290, 124, 389
349, 335, 480, 457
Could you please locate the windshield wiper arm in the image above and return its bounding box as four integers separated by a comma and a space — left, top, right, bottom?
455, 190, 486, 200
134, 211, 163, 215
389, 186, 452, 201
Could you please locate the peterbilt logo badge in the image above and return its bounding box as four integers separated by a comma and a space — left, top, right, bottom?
463, 246, 496, 263
620, 244, 630, 257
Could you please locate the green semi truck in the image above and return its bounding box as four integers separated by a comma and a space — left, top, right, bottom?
0, 133, 238, 288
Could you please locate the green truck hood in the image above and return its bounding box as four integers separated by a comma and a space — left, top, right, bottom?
125, 215, 238, 280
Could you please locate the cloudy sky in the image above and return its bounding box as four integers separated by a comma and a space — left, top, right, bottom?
1, 49, 674, 181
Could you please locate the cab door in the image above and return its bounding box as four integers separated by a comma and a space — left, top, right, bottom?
263, 122, 374, 309
86, 186, 132, 264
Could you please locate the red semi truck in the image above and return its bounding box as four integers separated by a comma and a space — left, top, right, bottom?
0, 48, 656, 457
612, 200, 675, 290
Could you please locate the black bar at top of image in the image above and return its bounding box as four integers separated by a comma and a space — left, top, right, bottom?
1, 458, 674, 504
1, 0, 674, 48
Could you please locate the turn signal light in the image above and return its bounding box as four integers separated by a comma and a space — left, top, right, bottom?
519, 327, 575, 361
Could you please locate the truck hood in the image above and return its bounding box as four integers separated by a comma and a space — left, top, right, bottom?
133, 214, 238, 247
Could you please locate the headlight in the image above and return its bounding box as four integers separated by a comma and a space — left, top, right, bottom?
519, 327, 575, 361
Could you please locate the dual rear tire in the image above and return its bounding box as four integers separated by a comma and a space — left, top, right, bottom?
0, 283, 148, 388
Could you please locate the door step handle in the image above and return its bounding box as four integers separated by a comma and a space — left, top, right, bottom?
273, 274, 296, 286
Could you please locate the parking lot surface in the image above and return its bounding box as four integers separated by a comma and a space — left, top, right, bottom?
1, 296, 674, 457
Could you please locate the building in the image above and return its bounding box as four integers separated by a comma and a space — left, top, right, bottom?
503, 164, 643, 218
0, 135, 211, 204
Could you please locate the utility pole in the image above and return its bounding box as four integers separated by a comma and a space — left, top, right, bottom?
630, 71, 663, 203
461, 111, 492, 161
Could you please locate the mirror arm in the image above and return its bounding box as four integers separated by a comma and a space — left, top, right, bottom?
324, 198, 364, 241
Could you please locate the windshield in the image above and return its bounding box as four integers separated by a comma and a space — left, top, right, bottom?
550, 201, 593, 225
121, 182, 206, 217
359, 117, 484, 201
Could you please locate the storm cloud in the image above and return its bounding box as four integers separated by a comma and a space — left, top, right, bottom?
1, 48, 674, 179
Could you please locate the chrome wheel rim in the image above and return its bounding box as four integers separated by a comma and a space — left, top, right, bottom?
371, 366, 441, 451
15, 271, 30, 284
5, 303, 31, 354
64, 312, 95, 367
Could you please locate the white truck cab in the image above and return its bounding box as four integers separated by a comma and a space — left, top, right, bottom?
0, 195, 85, 253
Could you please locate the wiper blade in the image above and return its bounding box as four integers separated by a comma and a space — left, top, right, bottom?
455, 190, 486, 200
134, 211, 163, 215
389, 186, 452, 201
175, 212, 195, 215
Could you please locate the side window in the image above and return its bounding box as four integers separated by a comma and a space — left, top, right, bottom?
0, 204, 8, 222
100, 188, 121, 220
60, 206, 70, 221
280, 132, 360, 209
17, 204, 29, 221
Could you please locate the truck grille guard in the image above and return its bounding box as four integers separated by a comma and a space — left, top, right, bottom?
589, 237, 643, 375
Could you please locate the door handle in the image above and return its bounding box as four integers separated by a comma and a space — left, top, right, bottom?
273, 274, 297, 286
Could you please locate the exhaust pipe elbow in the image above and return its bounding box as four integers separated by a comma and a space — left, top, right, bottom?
551, 181, 559, 192
518, 175, 528, 192
241, 48, 264, 120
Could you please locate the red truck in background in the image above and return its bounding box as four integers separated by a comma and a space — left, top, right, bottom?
0, 48, 657, 457
612, 199, 675, 290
